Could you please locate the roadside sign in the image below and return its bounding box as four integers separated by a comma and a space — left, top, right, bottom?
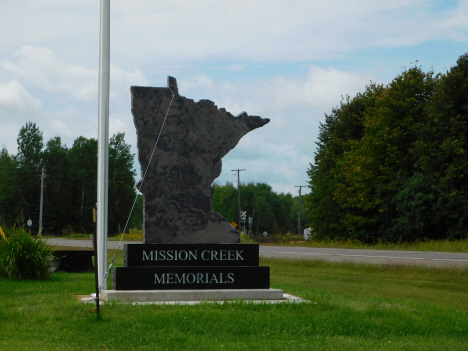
27, 219, 32, 227
231, 221, 237, 228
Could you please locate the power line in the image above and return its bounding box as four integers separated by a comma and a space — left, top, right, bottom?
231, 169, 245, 231
295, 185, 307, 236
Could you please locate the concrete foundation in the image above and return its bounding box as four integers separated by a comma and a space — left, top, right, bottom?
101, 288, 284, 302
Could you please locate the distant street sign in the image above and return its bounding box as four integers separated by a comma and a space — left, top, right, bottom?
27, 220, 32, 227
231, 221, 237, 228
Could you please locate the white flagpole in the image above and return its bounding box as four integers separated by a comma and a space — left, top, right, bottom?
97, 0, 110, 290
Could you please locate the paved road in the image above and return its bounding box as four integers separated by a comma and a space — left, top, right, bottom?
46, 238, 468, 268
259, 245, 468, 267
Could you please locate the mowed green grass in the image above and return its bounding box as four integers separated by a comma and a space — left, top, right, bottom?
1, 256, 467, 351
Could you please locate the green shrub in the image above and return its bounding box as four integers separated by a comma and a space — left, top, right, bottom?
0, 226, 55, 280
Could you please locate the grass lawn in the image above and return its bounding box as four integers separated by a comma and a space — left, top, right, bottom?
1, 255, 467, 350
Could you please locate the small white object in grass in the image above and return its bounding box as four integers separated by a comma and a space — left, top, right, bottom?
304, 228, 312, 240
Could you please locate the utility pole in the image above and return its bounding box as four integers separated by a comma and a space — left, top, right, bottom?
232, 169, 245, 231
38, 167, 44, 237
295, 185, 307, 236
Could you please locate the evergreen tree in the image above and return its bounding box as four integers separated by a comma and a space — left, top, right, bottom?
0, 147, 20, 227
212, 181, 238, 225
68, 136, 98, 233
15, 122, 44, 231
42, 136, 70, 235
108, 132, 136, 234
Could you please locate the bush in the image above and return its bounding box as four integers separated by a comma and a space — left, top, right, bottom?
0, 226, 54, 280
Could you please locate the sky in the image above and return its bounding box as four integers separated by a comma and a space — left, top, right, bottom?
1, 0, 467, 196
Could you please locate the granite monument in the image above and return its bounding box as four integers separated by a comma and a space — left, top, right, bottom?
109, 77, 279, 297
131, 77, 269, 244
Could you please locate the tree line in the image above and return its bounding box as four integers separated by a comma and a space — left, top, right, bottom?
0, 122, 307, 236
306, 53, 468, 242
0, 122, 139, 235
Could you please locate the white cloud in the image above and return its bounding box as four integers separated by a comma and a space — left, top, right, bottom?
223, 64, 247, 72
179, 74, 214, 92
257, 66, 375, 112
1, 1, 467, 67
103, 0, 467, 65
110, 65, 149, 89
177, 65, 374, 122
2, 46, 97, 103
0, 80, 42, 114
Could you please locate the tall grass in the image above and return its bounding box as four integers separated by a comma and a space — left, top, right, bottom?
0, 226, 54, 280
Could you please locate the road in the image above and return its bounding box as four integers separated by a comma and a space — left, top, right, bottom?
46, 238, 468, 268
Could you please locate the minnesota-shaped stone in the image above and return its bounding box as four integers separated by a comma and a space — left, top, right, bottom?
132, 77, 269, 244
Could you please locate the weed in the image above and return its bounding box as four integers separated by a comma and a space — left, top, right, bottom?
0, 226, 54, 280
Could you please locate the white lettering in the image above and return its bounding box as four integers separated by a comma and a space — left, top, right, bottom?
175, 273, 185, 284
236, 250, 244, 260
228, 250, 235, 260
155, 274, 165, 284
186, 273, 196, 284
220, 250, 227, 260
167, 250, 174, 261
201, 250, 210, 260
211, 251, 218, 260
209, 274, 219, 284
179, 250, 188, 260
155, 272, 235, 284
189, 250, 198, 260
143, 251, 153, 261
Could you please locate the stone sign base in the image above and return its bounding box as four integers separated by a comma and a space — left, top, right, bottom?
101, 288, 284, 303
113, 243, 271, 290
110, 243, 277, 300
